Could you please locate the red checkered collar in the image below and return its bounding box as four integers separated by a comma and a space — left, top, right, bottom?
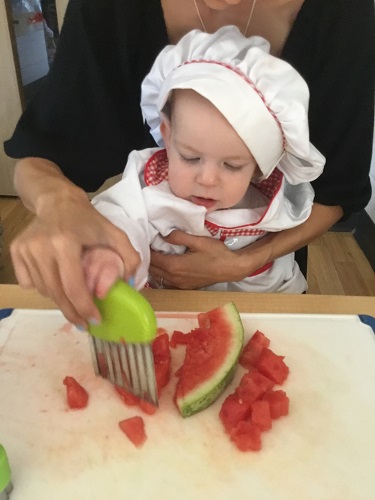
144, 149, 170, 186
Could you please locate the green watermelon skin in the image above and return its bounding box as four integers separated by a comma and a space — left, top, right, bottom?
175, 302, 244, 417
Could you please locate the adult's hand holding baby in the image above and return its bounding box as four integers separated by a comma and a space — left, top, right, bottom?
149, 230, 254, 289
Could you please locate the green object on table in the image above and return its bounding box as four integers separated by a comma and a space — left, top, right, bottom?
88, 280, 159, 406
0, 444, 11, 493
88, 280, 157, 343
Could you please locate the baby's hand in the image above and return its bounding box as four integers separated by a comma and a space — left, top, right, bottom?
82, 247, 125, 299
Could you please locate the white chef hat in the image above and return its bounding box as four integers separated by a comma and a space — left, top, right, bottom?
141, 26, 325, 184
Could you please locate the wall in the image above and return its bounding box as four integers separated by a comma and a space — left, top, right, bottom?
55, 0, 68, 29
13, 12, 49, 86
0, 0, 23, 195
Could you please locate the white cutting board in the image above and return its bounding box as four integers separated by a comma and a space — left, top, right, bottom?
1, 309, 375, 500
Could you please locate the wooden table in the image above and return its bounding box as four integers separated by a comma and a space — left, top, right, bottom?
1, 284, 374, 316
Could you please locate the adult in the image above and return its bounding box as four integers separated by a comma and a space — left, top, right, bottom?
4, 0, 375, 328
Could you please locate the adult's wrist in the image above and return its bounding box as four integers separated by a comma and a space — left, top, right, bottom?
36, 181, 89, 220
13, 156, 89, 219
14, 157, 88, 217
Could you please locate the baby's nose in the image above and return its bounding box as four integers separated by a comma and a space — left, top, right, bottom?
197, 162, 219, 186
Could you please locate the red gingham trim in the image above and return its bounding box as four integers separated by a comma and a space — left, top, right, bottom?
144, 149, 169, 186
180, 60, 286, 149
248, 261, 273, 277
253, 168, 283, 199
204, 220, 267, 238
204, 169, 284, 237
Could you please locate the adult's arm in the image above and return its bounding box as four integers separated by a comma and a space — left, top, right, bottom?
11, 157, 141, 326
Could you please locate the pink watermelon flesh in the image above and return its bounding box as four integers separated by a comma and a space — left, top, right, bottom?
175, 302, 244, 417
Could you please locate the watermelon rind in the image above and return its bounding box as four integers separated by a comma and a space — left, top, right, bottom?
177, 302, 244, 418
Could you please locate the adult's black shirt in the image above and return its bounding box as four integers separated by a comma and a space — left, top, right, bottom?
4, 0, 375, 217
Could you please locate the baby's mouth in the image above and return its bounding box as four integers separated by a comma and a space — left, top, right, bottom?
190, 196, 217, 210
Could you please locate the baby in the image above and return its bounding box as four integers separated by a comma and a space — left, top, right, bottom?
83, 26, 325, 299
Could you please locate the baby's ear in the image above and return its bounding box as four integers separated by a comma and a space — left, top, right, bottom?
160, 116, 171, 148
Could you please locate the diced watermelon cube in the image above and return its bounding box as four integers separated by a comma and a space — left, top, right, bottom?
138, 398, 158, 415
156, 327, 168, 336
230, 420, 262, 452
119, 416, 147, 448
63, 376, 89, 409
236, 377, 264, 405
170, 330, 191, 348
115, 385, 157, 414
152, 332, 170, 361
262, 390, 290, 419
240, 369, 275, 394
239, 330, 271, 369
115, 385, 140, 406
256, 348, 289, 385
152, 332, 171, 394
251, 330, 271, 348
97, 353, 109, 378
219, 393, 252, 433
250, 400, 272, 431
155, 358, 171, 394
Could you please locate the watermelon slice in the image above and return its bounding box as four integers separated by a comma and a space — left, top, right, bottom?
174, 302, 244, 417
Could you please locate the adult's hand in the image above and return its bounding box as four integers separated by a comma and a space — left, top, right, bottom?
149, 204, 344, 290
149, 230, 251, 289
11, 191, 140, 328
11, 158, 140, 326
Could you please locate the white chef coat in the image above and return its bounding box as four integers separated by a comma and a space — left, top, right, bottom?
92, 148, 315, 293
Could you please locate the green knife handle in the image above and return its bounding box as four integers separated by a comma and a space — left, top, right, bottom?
88, 280, 157, 343
0, 444, 11, 495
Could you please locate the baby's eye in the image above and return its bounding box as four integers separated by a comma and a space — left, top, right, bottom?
224, 162, 244, 172
180, 154, 200, 164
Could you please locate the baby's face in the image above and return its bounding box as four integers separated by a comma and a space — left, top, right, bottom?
161, 90, 258, 213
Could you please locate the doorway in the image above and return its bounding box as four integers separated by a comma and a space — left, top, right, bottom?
6, 0, 59, 105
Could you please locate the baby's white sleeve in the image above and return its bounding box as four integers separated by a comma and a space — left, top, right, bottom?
91, 165, 151, 290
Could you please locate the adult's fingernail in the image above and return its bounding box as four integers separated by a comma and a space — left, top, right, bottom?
75, 324, 86, 332
128, 276, 135, 288
88, 317, 100, 326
